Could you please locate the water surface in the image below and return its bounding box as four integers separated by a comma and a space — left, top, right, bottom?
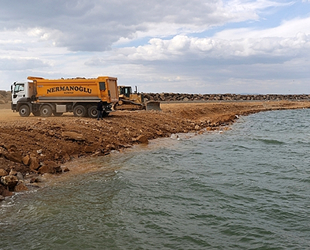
1, 109, 310, 249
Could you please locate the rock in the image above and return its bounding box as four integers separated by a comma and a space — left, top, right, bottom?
132, 135, 148, 144
16, 172, 24, 181
0, 195, 4, 201
4, 144, 17, 151
1, 175, 19, 191
14, 182, 29, 192
9, 169, 17, 176
63, 153, 71, 161
105, 144, 115, 150
0, 184, 13, 197
38, 165, 54, 174
3, 151, 23, 163
61, 131, 85, 141
84, 145, 95, 153
22, 155, 31, 165
38, 160, 62, 174
0, 169, 8, 177
30, 177, 41, 183
156, 130, 163, 136
48, 130, 54, 136
62, 167, 70, 172
29, 156, 40, 172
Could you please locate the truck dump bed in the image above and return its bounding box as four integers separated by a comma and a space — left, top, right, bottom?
28, 76, 118, 103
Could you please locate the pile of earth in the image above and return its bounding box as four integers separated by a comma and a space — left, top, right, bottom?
144, 93, 310, 102
0, 91, 10, 104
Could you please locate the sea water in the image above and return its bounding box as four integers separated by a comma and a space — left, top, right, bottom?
1, 109, 310, 250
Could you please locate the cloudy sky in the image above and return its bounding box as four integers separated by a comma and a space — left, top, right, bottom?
0, 0, 310, 94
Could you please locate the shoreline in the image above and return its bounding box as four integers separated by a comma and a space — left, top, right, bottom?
1, 100, 310, 199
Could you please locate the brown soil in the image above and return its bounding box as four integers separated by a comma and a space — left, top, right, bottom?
1, 101, 310, 177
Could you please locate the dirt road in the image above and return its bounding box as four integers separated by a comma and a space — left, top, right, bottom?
1, 100, 310, 197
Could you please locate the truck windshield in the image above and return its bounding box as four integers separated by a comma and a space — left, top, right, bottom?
14, 84, 24, 93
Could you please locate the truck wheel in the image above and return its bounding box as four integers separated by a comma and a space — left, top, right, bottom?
19, 105, 30, 117
40, 105, 53, 117
88, 106, 98, 118
73, 105, 87, 117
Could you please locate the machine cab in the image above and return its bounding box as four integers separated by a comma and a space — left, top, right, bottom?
119, 86, 132, 98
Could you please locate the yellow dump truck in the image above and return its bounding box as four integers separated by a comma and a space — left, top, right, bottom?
11, 76, 118, 118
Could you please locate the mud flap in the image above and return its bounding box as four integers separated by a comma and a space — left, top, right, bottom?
146, 101, 161, 111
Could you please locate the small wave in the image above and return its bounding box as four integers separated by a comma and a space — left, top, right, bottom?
0, 202, 15, 208
254, 138, 285, 145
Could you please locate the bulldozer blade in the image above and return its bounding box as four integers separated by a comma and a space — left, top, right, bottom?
146, 101, 161, 111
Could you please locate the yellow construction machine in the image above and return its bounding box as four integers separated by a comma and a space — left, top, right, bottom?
113, 86, 161, 111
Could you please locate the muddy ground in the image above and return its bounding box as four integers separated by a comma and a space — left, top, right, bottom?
1, 100, 310, 197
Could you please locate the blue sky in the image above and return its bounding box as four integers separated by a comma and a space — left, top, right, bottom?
0, 0, 309, 94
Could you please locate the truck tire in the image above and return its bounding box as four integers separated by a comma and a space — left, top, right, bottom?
40, 105, 53, 117
73, 105, 87, 117
19, 105, 30, 117
88, 106, 98, 118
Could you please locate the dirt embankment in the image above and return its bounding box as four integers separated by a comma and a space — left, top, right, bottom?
1, 100, 310, 199
144, 93, 310, 102
0, 91, 11, 104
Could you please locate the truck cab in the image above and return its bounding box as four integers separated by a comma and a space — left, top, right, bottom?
11, 82, 27, 110
11, 81, 35, 112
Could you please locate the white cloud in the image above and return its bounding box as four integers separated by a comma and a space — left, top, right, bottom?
114, 31, 310, 61
214, 16, 310, 39
0, 0, 309, 94
0, 0, 290, 51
